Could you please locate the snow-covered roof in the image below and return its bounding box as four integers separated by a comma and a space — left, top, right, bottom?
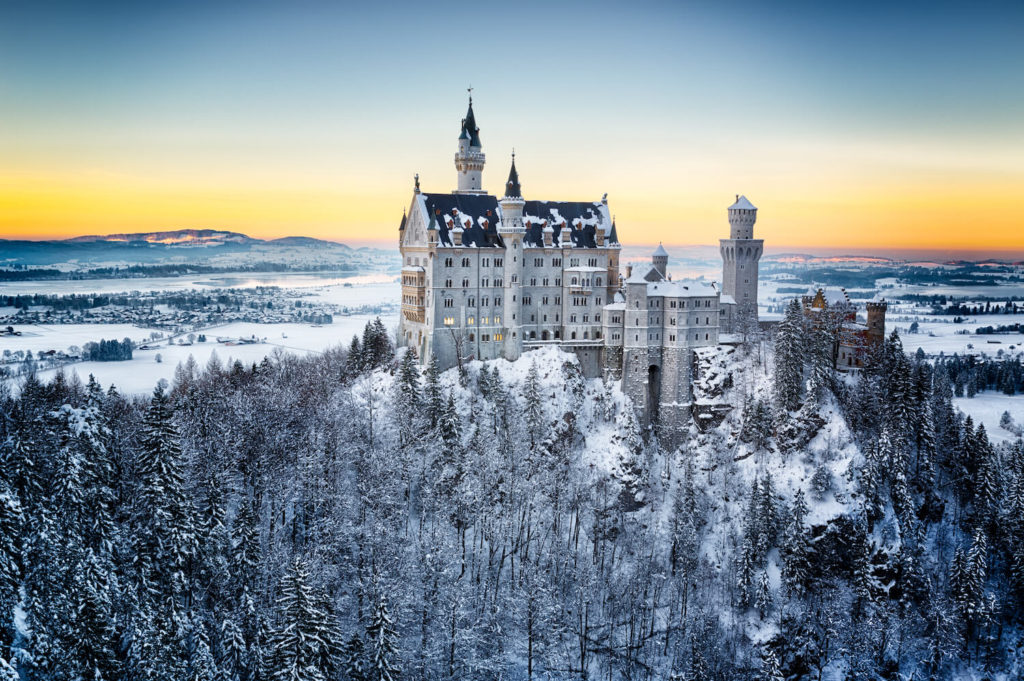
603, 302, 626, 311
729, 195, 757, 211
719, 294, 736, 305
401, 265, 425, 272
653, 243, 668, 257
565, 265, 604, 272
625, 266, 655, 284
647, 280, 718, 298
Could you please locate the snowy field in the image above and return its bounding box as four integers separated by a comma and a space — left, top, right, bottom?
0, 271, 397, 297
954, 393, 1024, 445
1, 271, 401, 394
16, 314, 399, 394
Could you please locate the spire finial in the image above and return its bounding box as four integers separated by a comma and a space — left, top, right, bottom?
414, 173, 420, 193
467, 85, 473, 104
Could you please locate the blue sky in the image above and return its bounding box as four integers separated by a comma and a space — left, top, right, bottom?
1, 0, 1022, 253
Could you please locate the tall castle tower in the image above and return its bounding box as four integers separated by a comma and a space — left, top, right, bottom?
498, 154, 526, 361
866, 301, 888, 346
720, 195, 763, 329
454, 95, 485, 194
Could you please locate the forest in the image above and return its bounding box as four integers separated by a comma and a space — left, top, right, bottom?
0, 310, 1022, 680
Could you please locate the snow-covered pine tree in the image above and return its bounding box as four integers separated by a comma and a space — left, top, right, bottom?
270, 558, 330, 681
522, 361, 544, 448
395, 348, 421, 408
438, 391, 461, 453
0, 468, 21, 653
343, 634, 367, 681
423, 355, 443, 428
755, 569, 773, 619
135, 382, 196, 601
365, 595, 399, 681
773, 299, 805, 412
187, 620, 218, 681
741, 399, 773, 452
736, 536, 756, 609
758, 645, 785, 681
781, 489, 812, 598
346, 336, 364, 375
127, 382, 197, 678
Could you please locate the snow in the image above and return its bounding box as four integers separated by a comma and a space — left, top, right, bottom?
729, 195, 757, 211
16, 314, 397, 395
954, 393, 1024, 444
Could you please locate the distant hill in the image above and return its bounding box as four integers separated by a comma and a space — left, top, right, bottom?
64, 229, 257, 246
0, 229, 392, 273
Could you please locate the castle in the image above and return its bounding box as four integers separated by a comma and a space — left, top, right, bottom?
398, 97, 764, 445
801, 288, 887, 370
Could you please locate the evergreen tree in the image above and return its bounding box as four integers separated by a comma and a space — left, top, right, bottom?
366, 595, 399, 681
343, 634, 367, 681
774, 299, 805, 412
423, 355, 443, 428
395, 348, 421, 408
736, 536, 756, 609
781, 489, 812, 598
346, 336, 364, 375
270, 558, 331, 681
755, 569, 773, 619
128, 382, 197, 679
758, 645, 785, 681
522, 361, 544, 448
0, 471, 21, 652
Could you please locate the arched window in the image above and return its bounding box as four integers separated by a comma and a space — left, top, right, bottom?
571, 331, 577, 340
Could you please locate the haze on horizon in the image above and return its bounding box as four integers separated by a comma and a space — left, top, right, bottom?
1, 0, 1022, 256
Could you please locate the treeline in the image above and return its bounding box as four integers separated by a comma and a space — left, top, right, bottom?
976, 322, 1024, 335
939, 352, 1024, 396
942, 300, 1022, 316
82, 337, 134, 361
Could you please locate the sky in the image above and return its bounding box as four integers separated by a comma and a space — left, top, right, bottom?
1, 0, 1022, 256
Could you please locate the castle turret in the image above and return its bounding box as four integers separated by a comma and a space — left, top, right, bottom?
498, 154, 526, 361
719, 194, 764, 331
866, 300, 887, 346
652, 243, 668, 279
454, 95, 485, 194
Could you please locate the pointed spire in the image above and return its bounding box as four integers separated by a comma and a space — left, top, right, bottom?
461, 91, 481, 148
504, 151, 522, 199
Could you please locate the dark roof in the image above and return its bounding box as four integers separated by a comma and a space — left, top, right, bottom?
421, 193, 504, 248
461, 99, 482, 148
522, 201, 609, 248
504, 157, 522, 198
398, 210, 407, 232
608, 220, 619, 245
